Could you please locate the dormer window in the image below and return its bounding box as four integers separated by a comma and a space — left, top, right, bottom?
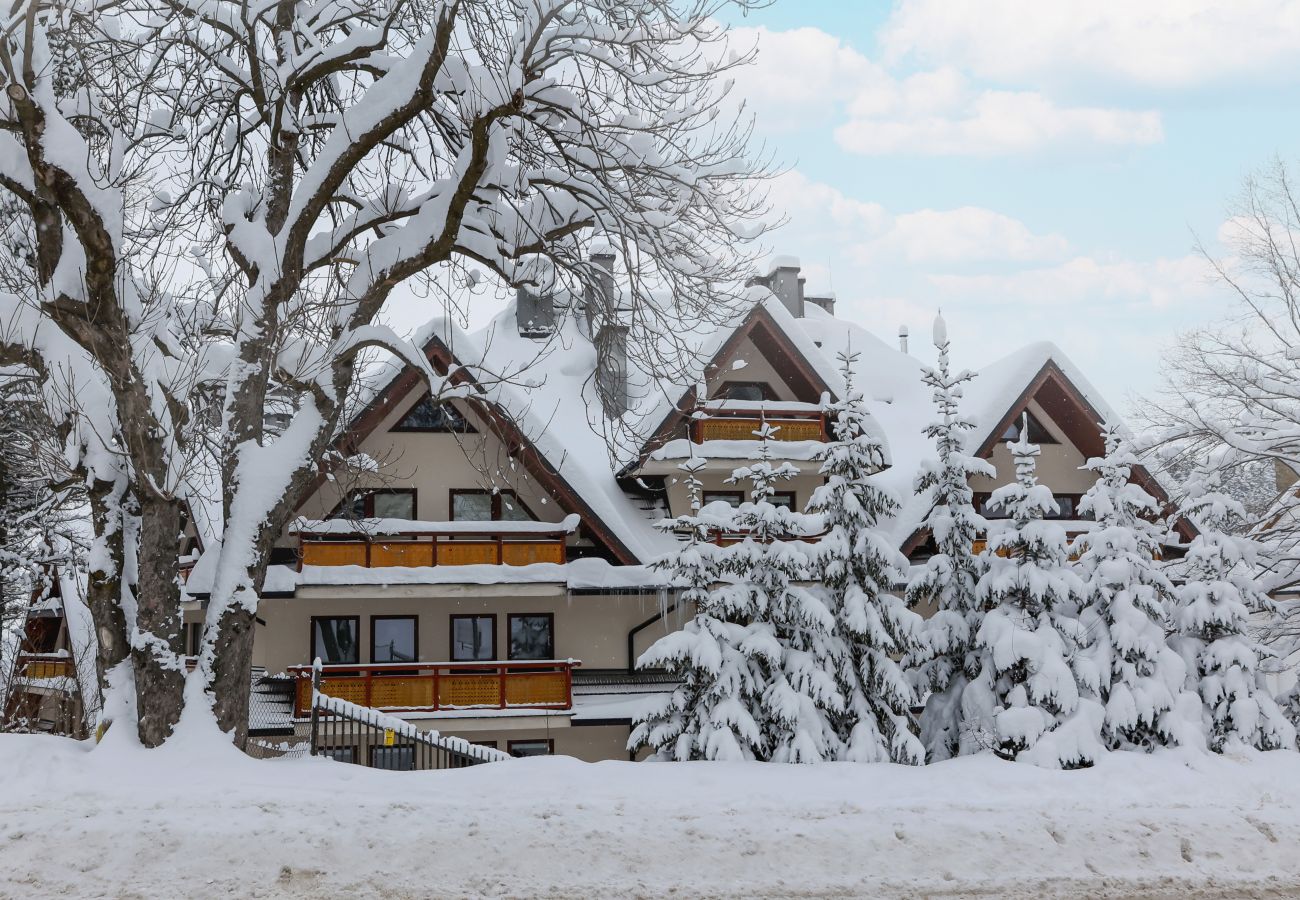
392, 394, 476, 433
717, 381, 776, 403
1000, 411, 1058, 444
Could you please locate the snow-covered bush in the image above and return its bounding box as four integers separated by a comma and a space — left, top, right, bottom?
906, 315, 995, 762
807, 350, 924, 764
970, 419, 1103, 769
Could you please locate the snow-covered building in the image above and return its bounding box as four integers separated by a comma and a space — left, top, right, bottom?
177, 256, 1188, 763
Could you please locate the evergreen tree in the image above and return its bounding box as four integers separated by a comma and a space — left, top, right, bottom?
971, 417, 1104, 768
725, 422, 843, 762
1170, 474, 1296, 752
1278, 681, 1300, 750
906, 314, 995, 762
807, 350, 925, 764
1074, 424, 1192, 751
629, 455, 770, 761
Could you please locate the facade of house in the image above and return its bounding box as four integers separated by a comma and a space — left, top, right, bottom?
4, 256, 1187, 762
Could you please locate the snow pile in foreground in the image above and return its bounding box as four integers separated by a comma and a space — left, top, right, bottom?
2, 733, 1300, 899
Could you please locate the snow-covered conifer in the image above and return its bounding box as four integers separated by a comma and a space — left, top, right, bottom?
1170, 474, 1296, 752
971, 417, 1103, 768
1075, 425, 1192, 751
807, 350, 924, 764
906, 314, 995, 762
629, 455, 769, 761
725, 423, 843, 762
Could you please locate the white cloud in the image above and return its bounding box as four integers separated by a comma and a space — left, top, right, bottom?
731, 27, 1162, 157
867, 208, 1071, 265
881, 0, 1300, 88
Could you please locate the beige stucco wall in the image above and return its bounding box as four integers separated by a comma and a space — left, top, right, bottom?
968, 400, 1095, 496
252, 586, 673, 674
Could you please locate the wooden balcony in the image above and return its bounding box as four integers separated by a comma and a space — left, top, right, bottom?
288, 660, 579, 717
291, 521, 574, 570
691, 405, 828, 443
15, 653, 72, 680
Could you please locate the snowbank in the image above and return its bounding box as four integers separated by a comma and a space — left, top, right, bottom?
1, 733, 1299, 898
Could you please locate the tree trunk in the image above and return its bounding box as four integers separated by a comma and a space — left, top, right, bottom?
211, 602, 256, 749
132, 494, 185, 747
85, 478, 130, 696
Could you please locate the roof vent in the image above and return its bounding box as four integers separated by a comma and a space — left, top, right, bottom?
805, 292, 835, 315
898, 325, 909, 355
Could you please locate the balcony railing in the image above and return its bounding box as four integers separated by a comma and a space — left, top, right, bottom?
291, 518, 577, 569
14, 652, 72, 680
691, 405, 828, 443
287, 660, 580, 717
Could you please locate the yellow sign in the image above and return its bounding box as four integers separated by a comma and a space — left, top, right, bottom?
383, 728, 395, 746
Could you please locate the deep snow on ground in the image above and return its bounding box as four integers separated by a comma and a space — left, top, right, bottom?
3, 729, 1300, 899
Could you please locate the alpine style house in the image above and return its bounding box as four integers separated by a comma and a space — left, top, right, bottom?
3, 256, 1189, 764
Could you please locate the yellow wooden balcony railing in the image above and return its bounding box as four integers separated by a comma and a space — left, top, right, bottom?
288, 660, 579, 717
692, 413, 827, 443
292, 523, 572, 570
18, 655, 73, 679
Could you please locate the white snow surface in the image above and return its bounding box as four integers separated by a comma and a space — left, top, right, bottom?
3, 731, 1300, 898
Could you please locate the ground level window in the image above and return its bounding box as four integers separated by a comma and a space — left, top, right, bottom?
370, 745, 415, 771
371, 616, 417, 664
508, 739, 554, 758
321, 746, 356, 764
508, 614, 554, 660
311, 616, 360, 665
450, 614, 496, 661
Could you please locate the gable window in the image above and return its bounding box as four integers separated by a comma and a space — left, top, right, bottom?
312, 616, 360, 665
391, 395, 475, 433
371, 616, 417, 664
450, 614, 496, 661
334, 488, 416, 520
999, 411, 1058, 445
508, 614, 555, 660
449, 489, 535, 522
717, 381, 776, 403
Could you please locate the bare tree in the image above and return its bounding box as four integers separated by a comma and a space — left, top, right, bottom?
0, 0, 772, 747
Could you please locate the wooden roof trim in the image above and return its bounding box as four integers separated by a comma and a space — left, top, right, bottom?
299, 337, 640, 566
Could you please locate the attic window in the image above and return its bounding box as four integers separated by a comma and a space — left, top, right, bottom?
717, 381, 776, 403
391, 395, 475, 433
1000, 411, 1058, 445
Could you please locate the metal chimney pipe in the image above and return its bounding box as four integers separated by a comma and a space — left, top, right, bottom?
899, 325, 909, 354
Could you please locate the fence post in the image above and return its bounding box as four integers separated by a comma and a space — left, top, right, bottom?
309, 657, 322, 757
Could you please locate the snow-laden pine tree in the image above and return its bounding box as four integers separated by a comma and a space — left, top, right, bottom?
629, 455, 769, 761
725, 422, 843, 762
906, 314, 995, 762
806, 350, 924, 764
1074, 424, 1193, 751
971, 417, 1104, 768
1279, 681, 1300, 750
1170, 474, 1296, 752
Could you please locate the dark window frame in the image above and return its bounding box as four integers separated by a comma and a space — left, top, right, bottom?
701, 490, 745, 508
507, 738, 555, 758
390, 394, 477, 433
716, 381, 777, 402
449, 613, 498, 662
507, 613, 556, 661
369, 743, 416, 770
310, 615, 361, 666
370, 615, 418, 666
448, 488, 537, 522
975, 492, 1085, 521
331, 487, 418, 520
999, 411, 1059, 445
770, 491, 796, 510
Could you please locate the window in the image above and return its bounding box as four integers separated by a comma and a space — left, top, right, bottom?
701, 490, 744, 508
311, 616, 360, 665
370, 745, 415, 770
999, 411, 1058, 444
770, 492, 796, 511
508, 739, 554, 758
392, 395, 475, 433
184, 622, 203, 656
371, 616, 417, 664
717, 381, 775, 402
508, 614, 555, 660
333, 489, 416, 520
321, 746, 355, 764
976, 493, 1082, 521
449, 489, 536, 522
450, 614, 496, 661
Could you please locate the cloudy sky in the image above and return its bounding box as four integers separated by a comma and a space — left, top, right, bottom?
719, 0, 1300, 412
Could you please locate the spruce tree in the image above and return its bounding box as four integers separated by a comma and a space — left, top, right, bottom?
629, 455, 769, 760
1075, 424, 1191, 751
1171, 474, 1296, 752
906, 314, 995, 762
971, 417, 1104, 768
726, 422, 843, 762
807, 349, 925, 764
